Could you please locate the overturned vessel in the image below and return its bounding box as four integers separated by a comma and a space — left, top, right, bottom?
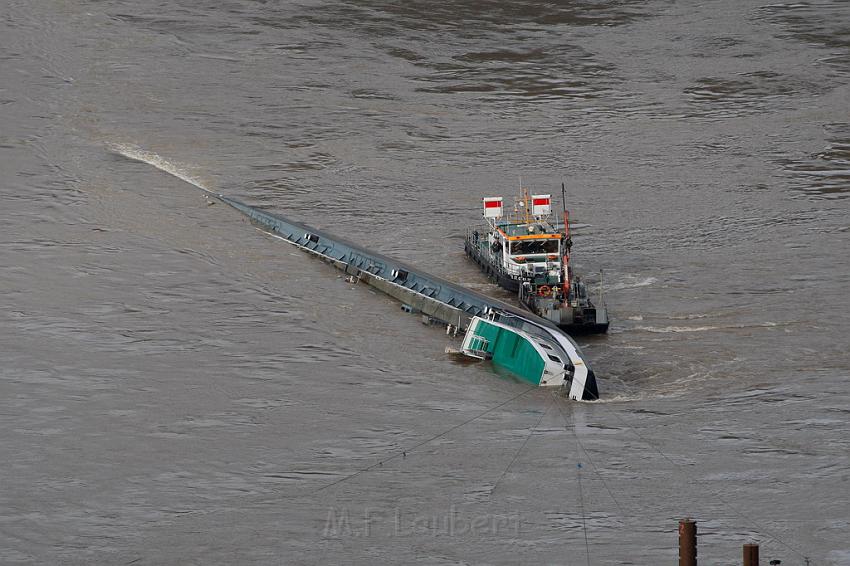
461, 314, 591, 387
464, 187, 609, 335
215, 195, 599, 400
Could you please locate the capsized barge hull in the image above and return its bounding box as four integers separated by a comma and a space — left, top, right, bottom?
219, 196, 599, 400
461, 316, 587, 387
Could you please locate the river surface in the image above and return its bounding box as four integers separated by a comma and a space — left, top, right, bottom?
1, 1, 849, 564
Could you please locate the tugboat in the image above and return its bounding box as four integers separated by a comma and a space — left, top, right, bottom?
464, 185, 609, 335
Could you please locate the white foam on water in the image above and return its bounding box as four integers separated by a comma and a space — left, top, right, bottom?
795, 169, 850, 177
635, 321, 779, 334
588, 391, 651, 404
636, 325, 722, 333
606, 276, 658, 291
669, 313, 711, 320
109, 143, 216, 195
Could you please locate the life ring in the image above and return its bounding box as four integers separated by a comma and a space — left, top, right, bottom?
538, 285, 552, 297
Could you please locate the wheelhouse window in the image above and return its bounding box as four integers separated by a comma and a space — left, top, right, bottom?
510, 239, 559, 255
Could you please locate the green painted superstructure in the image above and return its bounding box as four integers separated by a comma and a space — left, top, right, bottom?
471, 319, 546, 385
461, 316, 570, 387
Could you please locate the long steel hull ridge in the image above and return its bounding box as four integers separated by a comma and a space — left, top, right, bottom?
216, 196, 599, 400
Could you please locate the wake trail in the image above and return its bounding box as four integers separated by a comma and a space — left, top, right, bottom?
108, 143, 220, 197
635, 321, 780, 334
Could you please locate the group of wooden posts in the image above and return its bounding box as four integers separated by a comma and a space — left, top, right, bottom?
678, 519, 790, 566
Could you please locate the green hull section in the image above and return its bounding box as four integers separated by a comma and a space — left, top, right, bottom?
465, 318, 546, 386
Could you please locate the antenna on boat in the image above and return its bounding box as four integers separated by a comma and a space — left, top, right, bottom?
561, 182, 567, 215
517, 175, 529, 223
561, 182, 571, 244
516, 178, 531, 225
561, 181, 572, 291
598, 268, 604, 306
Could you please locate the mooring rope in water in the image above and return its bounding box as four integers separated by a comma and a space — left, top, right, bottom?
555, 401, 593, 566
576, 461, 591, 566
488, 395, 552, 497
592, 402, 812, 561
312, 385, 538, 494
555, 401, 627, 515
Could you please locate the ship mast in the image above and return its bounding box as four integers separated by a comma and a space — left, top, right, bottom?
561, 182, 571, 292
514, 176, 532, 225
524, 187, 531, 224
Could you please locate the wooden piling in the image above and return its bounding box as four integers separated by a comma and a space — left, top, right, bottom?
743, 543, 759, 566
679, 519, 697, 566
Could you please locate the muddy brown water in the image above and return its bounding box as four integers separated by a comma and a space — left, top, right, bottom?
1, 1, 849, 564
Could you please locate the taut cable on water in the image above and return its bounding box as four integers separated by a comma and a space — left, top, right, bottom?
312, 386, 538, 494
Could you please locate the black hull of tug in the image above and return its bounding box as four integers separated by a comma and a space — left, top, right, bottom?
562, 322, 610, 335
517, 293, 610, 335
464, 240, 522, 292
491, 274, 521, 293
519, 300, 610, 335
